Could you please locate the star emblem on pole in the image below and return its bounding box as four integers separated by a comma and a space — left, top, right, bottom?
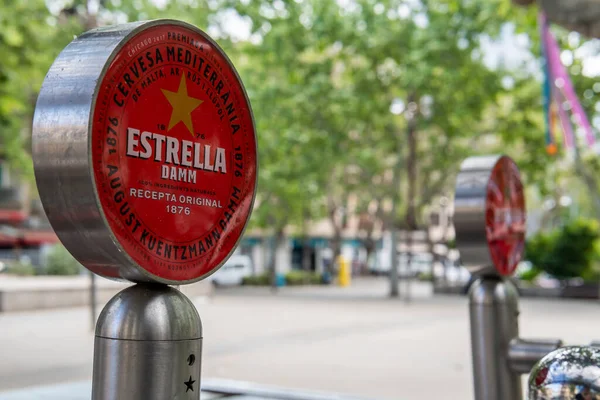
184, 375, 196, 392
161, 74, 203, 136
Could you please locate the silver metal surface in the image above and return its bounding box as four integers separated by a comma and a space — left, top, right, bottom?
93, 338, 202, 400
454, 155, 526, 277
93, 284, 202, 399
508, 338, 563, 374
33, 22, 145, 282
32, 19, 257, 285
389, 229, 399, 297
95, 283, 202, 340
469, 277, 522, 400
528, 346, 600, 399
454, 155, 501, 276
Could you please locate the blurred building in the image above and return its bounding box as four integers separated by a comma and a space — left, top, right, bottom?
238, 222, 376, 276
238, 196, 456, 277
0, 159, 59, 267
238, 191, 546, 277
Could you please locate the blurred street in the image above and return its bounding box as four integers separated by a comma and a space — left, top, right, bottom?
1, 277, 600, 399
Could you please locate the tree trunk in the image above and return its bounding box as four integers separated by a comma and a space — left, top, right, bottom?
13, 244, 21, 263
331, 231, 342, 275
327, 201, 343, 275
363, 236, 376, 276
389, 227, 399, 297
301, 230, 311, 284
404, 231, 412, 303
269, 226, 286, 291
439, 206, 452, 286
302, 234, 312, 272
404, 92, 418, 303
405, 92, 418, 231
388, 101, 409, 297
268, 235, 277, 289
426, 229, 436, 284
301, 210, 312, 283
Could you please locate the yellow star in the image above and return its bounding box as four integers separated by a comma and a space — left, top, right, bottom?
161, 75, 203, 135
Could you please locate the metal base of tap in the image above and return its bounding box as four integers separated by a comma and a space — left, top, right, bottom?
92, 284, 202, 400
469, 276, 522, 400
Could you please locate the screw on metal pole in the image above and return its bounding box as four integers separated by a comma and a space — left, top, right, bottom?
528, 346, 600, 399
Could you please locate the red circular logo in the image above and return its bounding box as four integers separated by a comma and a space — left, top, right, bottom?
485, 156, 526, 276
91, 23, 256, 282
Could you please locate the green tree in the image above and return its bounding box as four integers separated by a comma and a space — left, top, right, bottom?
46, 244, 83, 276
525, 219, 600, 281
226, 0, 366, 279
225, 0, 558, 284
0, 0, 81, 176
507, 6, 600, 219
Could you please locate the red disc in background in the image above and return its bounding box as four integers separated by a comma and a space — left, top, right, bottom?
485, 156, 526, 276
91, 23, 256, 283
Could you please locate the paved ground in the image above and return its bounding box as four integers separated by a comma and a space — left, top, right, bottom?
0, 275, 125, 290
0, 277, 599, 399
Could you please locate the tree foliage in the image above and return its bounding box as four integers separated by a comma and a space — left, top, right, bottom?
525, 219, 600, 281
1, 0, 599, 255
0, 0, 80, 176
227, 0, 536, 240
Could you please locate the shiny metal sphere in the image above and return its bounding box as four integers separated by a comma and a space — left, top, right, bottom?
96, 284, 202, 341
529, 346, 600, 399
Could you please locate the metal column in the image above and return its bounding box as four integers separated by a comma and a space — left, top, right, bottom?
92, 284, 202, 400
469, 277, 521, 400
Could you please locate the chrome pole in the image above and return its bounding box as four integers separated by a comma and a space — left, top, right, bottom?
92, 284, 202, 400
469, 276, 522, 400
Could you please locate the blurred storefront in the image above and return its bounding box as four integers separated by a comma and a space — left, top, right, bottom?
0, 160, 59, 268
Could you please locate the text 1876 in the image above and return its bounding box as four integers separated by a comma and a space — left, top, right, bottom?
166, 205, 191, 215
